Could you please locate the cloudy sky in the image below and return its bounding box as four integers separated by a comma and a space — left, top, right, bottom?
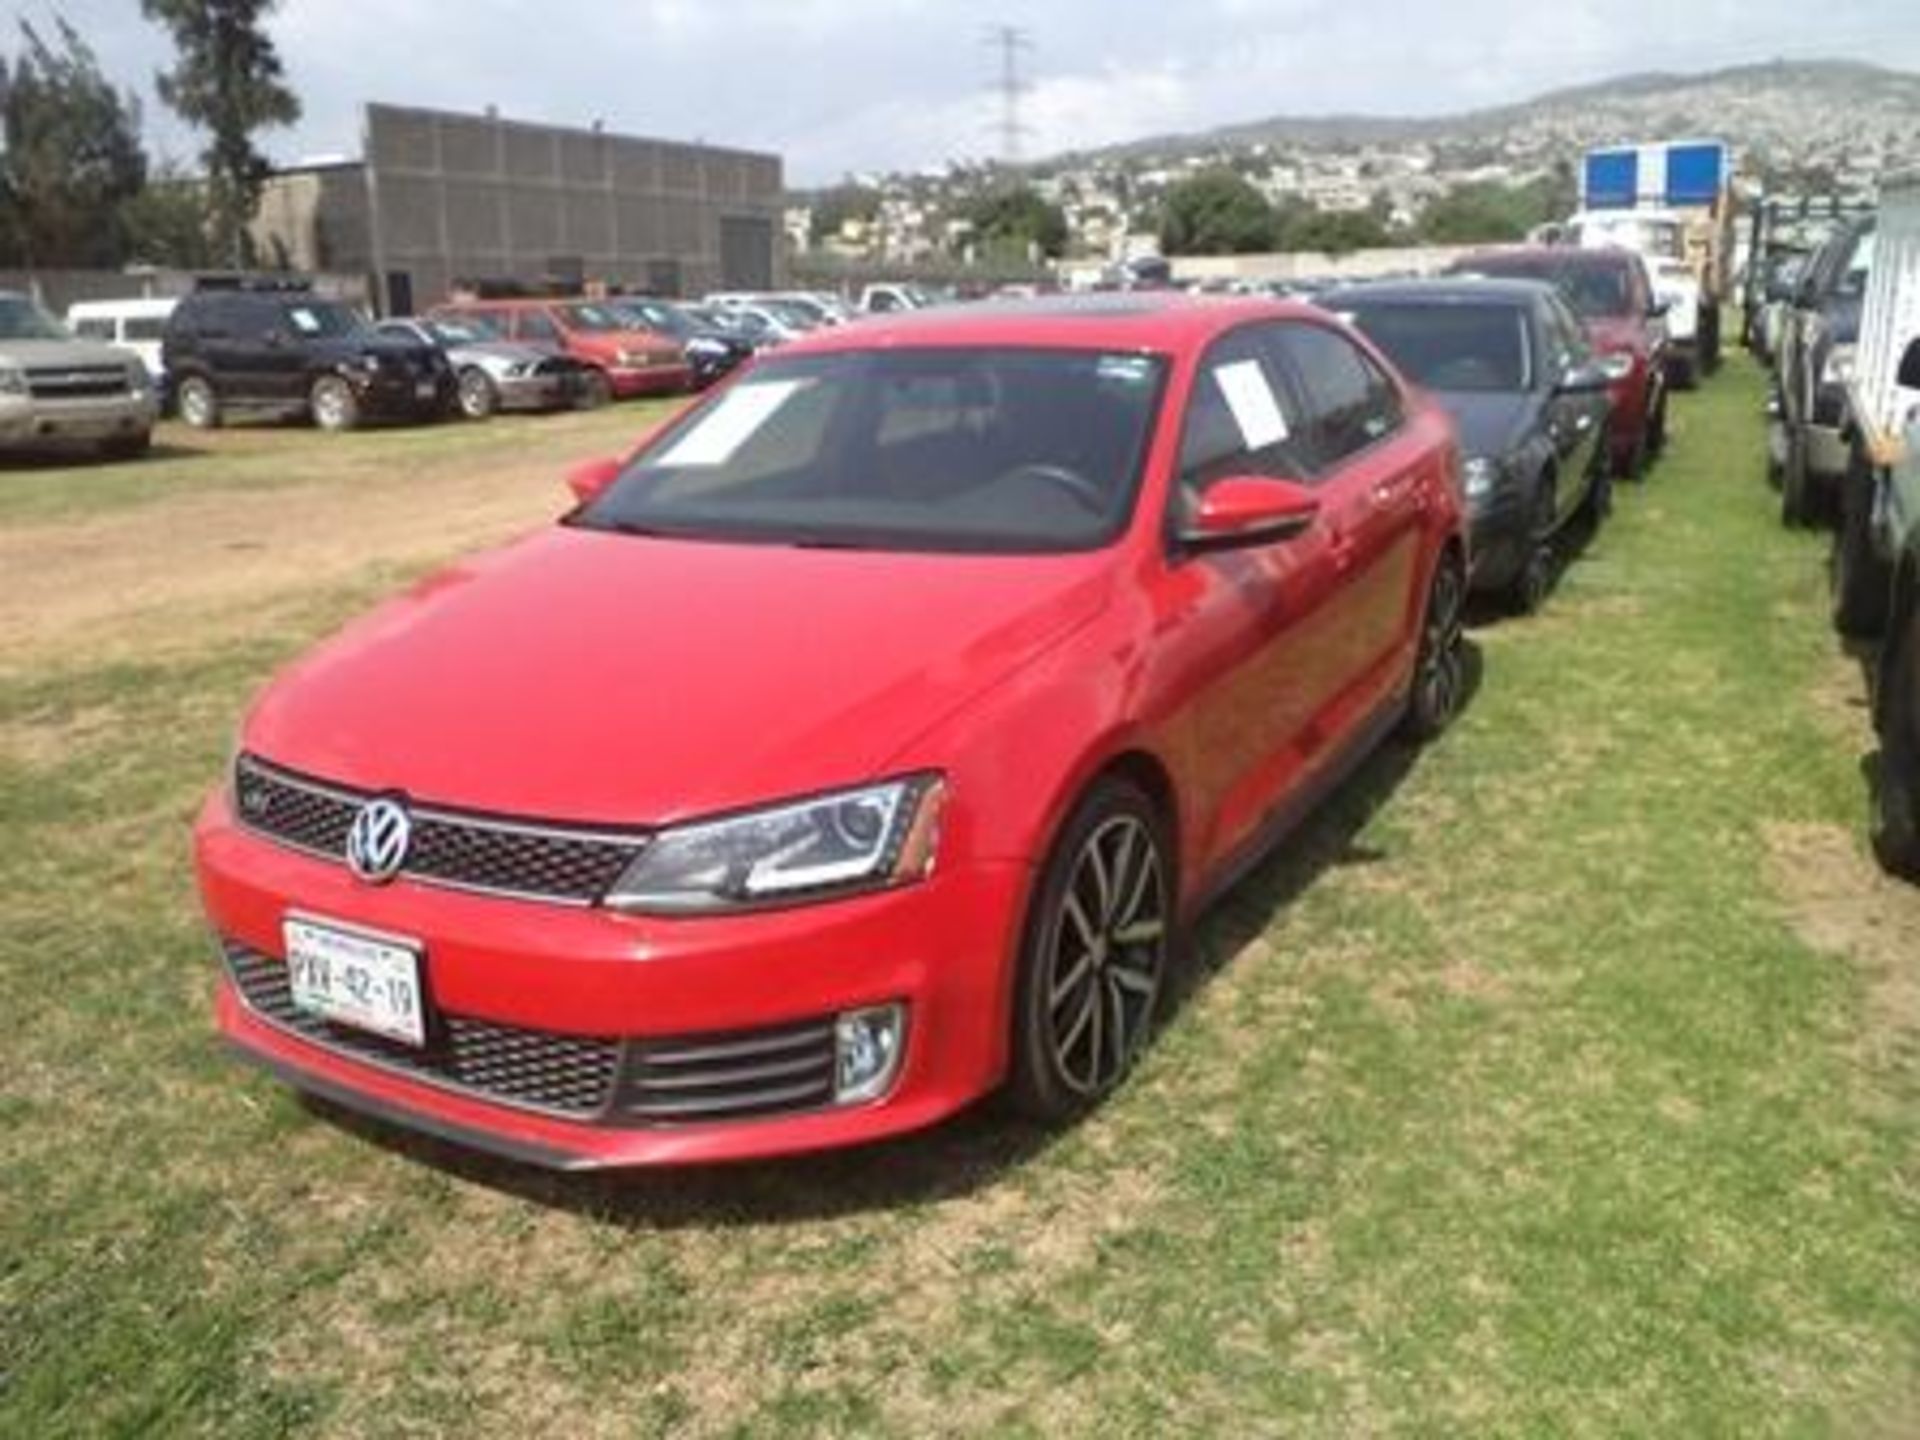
22, 0, 1920, 184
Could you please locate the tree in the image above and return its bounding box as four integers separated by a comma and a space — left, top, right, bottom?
1416, 177, 1566, 245
118, 164, 214, 266
965, 185, 1067, 260
1157, 170, 1276, 256
0, 17, 148, 267
808, 182, 881, 245
141, 0, 299, 266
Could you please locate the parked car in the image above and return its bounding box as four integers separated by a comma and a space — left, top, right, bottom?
604, 298, 754, 389
703, 291, 847, 328
1328, 278, 1616, 613
374, 315, 591, 419
65, 296, 177, 386
428, 298, 691, 403
0, 291, 157, 458
857, 282, 939, 314
701, 302, 813, 346
1446, 246, 1669, 479
1774, 215, 1875, 527
193, 294, 1467, 1168
1747, 251, 1808, 366
162, 285, 454, 432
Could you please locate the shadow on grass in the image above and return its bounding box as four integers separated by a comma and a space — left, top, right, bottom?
0, 440, 203, 469
301, 640, 1485, 1227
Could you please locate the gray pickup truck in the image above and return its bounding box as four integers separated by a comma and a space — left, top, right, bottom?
0, 291, 158, 459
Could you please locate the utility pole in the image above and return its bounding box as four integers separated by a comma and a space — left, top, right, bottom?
983, 24, 1033, 171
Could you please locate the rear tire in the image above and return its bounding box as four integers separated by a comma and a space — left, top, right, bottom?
1833, 458, 1891, 639
1871, 613, 1920, 881
1007, 776, 1172, 1123
176, 375, 221, 430
310, 375, 360, 433
1782, 424, 1820, 528
1400, 552, 1467, 742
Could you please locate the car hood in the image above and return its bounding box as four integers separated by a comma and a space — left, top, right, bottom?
0, 337, 139, 368
1430, 390, 1536, 460
244, 526, 1114, 825
449, 340, 565, 369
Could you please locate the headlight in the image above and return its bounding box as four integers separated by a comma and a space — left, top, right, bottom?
1821, 344, 1856, 388
1462, 456, 1501, 500
617, 348, 655, 367
604, 776, 947, 914
0, 364, 24, 396
1599, 353, 1634, 382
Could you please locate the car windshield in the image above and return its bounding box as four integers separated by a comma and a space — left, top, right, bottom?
281, 301, 366, 338
424, 316, 502, 345
576, 347, 1168, 553
758, 300, 821, 330
0, 295, 71, 340
1343, 302, 1531, 392
1461, 257, 1631, 318
559, 303, 629, 332
619, 301, 693, 338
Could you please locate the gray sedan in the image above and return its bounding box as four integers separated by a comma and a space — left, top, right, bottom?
377, 316, 589, 419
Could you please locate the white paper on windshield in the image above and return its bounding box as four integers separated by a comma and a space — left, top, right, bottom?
288, 307, 322, 335
1212, 360, 1289, 449
655, 379, 810, 467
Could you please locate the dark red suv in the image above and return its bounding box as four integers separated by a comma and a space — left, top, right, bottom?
1448, 247, 1669, 478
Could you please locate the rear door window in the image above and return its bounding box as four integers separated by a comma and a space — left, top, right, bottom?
1265, 322, 1403, 468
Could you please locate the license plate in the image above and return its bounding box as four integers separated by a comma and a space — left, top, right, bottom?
414, 380, 438, 400
284, 916, 426, 1047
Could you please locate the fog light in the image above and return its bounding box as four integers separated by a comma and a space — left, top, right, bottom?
835, 1003, 905, 1104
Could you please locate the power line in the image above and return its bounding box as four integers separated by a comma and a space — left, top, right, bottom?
983, 23, 1033, 168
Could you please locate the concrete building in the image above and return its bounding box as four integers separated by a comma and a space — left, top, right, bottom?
253, 103, 784, 314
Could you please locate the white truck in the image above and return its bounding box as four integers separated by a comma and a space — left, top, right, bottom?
1828, 171, 1920, 878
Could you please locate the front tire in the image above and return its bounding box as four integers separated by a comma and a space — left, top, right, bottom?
457, 367, 498, 421
1007, 777, 1171, 1123
1833, 459, 1891, 638
578, 369, 614, 409
1400, 552, 1467, 742
1505, 483, 1556, 616
310, 375, 360, 433
1871, 613, 1920, 881
176, 375, 221, 430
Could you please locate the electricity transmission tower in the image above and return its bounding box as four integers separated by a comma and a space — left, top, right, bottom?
983, 24, 1033, 168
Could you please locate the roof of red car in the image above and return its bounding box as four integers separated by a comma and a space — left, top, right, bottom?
788, 293, 1325, 357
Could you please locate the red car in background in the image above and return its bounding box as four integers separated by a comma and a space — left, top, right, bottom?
1447, 246, 1668, 478
193, 295, 1466, 1169
429, 297, 691, 403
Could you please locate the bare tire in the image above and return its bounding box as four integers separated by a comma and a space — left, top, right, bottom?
1007, 777, 1171, 1123
177, 375, 221, 429
310, 375, 360, 433
1782, 424, 1820, 528
457, 367, 498, 420
1400, 552, 1467, 742
1871, 613, 1920, 881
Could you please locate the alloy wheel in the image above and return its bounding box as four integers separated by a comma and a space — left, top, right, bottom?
1041, 813, 1167, 1097
1410, 559, 1466, 736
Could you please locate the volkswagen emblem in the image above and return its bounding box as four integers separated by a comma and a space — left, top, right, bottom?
345, 797, 412, 884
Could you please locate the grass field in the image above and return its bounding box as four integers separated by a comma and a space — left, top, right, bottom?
2, 363, 1917, 1437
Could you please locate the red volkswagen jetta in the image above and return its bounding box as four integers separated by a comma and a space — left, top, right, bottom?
194, 296, 1467, 1169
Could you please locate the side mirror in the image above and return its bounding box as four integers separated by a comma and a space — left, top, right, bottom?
1178, 475, 1320, 551
1899, 337, 1920, 392
564, 456, 622, 506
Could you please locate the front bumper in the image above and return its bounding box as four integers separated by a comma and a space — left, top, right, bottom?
607, 363, 693, 398
1464, 491, 1531, 590
194, 795, 1028, 1168
494, 370, 581, 412
0, 391, 157, 447
352, 370, 456, 418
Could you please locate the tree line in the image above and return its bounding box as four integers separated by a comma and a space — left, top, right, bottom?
0, 1, 298, 271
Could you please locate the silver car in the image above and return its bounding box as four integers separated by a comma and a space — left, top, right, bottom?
0, 291, 158, 458
377, 316, 588, 419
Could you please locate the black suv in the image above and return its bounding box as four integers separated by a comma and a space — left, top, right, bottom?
162, 286, 455, 431
1774, 216, 1874, 526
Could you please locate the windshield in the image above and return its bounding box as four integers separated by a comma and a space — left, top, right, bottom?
424, 316, 503, 345
1344, 303, 1531, 392
0, 295, 72, 341
1459, 256, 1632, 318
758, 300, 822, 330
618, 301, 693, 338
577, 347, 1168, 553
282, 301, 366, 338
559, 303, 630, 333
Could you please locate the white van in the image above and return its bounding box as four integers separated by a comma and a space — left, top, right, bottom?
65, 297, 178, 380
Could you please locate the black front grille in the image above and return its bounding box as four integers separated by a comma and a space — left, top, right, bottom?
27, 365, 129, 399
233, 755, 644, 904
223, 940, 621, 1117
223, 937, 853, 1128
619, 1019, 838, 1122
